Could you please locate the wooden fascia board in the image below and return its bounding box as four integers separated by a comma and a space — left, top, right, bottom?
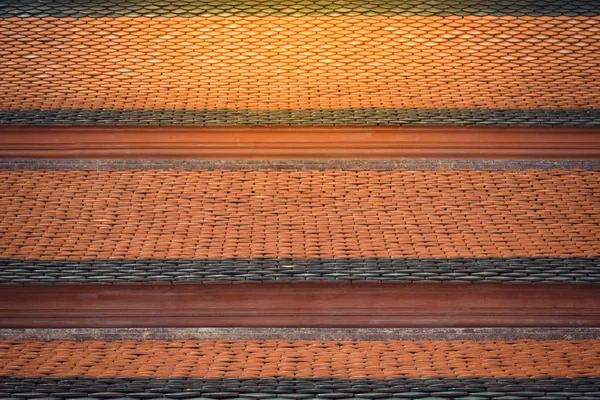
1, 126, 599, 159
1, 282, 598, 328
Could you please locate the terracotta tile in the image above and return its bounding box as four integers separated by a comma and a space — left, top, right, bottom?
2, 340, 598, 379
0, 170, 598, 260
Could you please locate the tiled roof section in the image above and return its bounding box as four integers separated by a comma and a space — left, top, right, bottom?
1, 170, 598, 260
3, 109, 600, 126
7, 15, 597, 111
2, 257, 599, 284
1, 377, 599, 399
1, 340, 599, 378
2, 340, 599, 398
1, 0, 599, 126
3, 0, 599, 17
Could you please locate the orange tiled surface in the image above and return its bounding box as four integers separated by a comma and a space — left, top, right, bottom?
0, 340, 598, 379
1, 16, 599, 112
0, 170, 599, 260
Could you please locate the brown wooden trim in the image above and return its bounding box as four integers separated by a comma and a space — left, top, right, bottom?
1, 283, 598, 328
1, 126, 599, 160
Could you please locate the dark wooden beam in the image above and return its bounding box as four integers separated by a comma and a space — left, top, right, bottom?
1, 126, 599, 160
1, 283, 598, 328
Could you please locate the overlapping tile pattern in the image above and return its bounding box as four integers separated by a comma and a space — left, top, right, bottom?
1, 0, 599, 125
2, 257, 599, 284
2, 170, 598, 260
0, 340, 598, 399
1, 377, 599, 399
3, 0, 599, 17
0, 169, 598, 284
3, 109, 600, 126
1, 340, 598, 378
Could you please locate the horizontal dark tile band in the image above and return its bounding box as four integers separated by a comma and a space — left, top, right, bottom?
2, 108, 600, 127
1, 257, 599, 285
2, 282, 599, 328
0, 377, 598, 398
1, 0, 598, 17
2, 160, 600, 171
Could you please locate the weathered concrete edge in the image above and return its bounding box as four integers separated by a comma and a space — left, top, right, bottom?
1, 328, 599, 341
1, 160, 600, 171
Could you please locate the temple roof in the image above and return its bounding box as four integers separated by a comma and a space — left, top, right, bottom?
1, 0, 599, 126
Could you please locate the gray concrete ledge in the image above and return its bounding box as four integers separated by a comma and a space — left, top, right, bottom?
1, 328, 598, 341
1, 159, 600, 171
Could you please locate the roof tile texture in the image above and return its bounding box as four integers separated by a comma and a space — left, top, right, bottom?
0, 340, 598, 379
1, 16, 599, 113
1, 170, 599, 260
